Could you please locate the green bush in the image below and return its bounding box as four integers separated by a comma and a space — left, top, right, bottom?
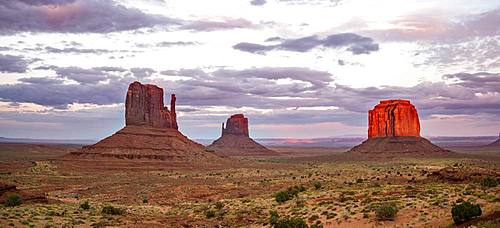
269, 211, 308, 228
451, 201, 482, 224
101, 205, 125, 215
275, 185, 306, 203
481, 176, 498, 188
269, 211, 280, 225
205, 209, 216, 218
375, 203, 398, 221
80, 201, 90, 210
4, 193, 22, 207
215, 201, 224, 210
313, 181, 322, 190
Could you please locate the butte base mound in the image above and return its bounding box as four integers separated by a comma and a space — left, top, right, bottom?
66, 81, 226, 165
208, 114, 277, 156
348, 100, 453, 157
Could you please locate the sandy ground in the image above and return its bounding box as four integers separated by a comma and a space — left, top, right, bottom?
0, 143, 499, 227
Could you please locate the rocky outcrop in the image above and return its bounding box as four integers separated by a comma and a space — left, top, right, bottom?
484, 133, 500, 147
125, 81, 177, 129
0, 183, 47, 204
348, 99, 452, 156
70, 81, 225, 163
209, 114, 276, 156
222, 114, 249, 137
368, 100, 420, 138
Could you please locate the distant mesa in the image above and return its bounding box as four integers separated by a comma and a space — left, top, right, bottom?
208, 114, 277, 156
348, 100, 452, 156
69, 81, 225, 162
484, 133, 500, 147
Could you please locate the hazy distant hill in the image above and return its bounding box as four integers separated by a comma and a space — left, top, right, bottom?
1, 136, 497, 148
0, 137, 96, 145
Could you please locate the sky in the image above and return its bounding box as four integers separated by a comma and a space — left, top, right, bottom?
0, 0, 499, 140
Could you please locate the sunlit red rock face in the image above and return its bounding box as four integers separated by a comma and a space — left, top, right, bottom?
68, 82, 226, 163
348, 99, 452, 156
125, 81, 177, 129
368, 100, 420, 138
209, 114, 277, 156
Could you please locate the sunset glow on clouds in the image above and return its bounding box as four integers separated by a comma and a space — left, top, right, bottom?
0, 0, 499, 139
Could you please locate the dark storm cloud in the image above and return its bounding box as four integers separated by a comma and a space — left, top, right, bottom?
0, 54, 29, 73
250, 0, 267, 6
180, 18, 256, 31
233, 33, 379, 55
0, 0, 180, 34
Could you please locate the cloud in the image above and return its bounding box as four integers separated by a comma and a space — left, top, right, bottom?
0, 54, 30, 73
233, 33, 379, 55
213, 67, 333, 88
156, 41, 198, 47
1, 64, 498, 127
0, 78, 129, 108
0, 0, 180, 34
180, 18, 256, 31
130, 67, 155, 78
250, 0, 267, 6
278, 0, 343, 6
44, 46, 113, 54
18, 77, 63, 85
417, 37, 500, 72
135, 41, 199, 48
54, 67, 112, 84
366, 7, 500, 42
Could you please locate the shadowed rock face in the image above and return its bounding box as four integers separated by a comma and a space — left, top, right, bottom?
125, 81, 178, 130
209, 114, 276, 156
222, 114, 249, 137
69, 81, 227, 163
368, 100, 420, 138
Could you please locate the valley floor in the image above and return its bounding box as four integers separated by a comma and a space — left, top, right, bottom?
0, 143, 499, 227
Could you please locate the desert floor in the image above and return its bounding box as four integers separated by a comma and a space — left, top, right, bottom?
0, 143, 499, 227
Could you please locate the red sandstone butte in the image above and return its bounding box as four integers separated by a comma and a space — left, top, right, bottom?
222, 114, 249, 137
348, 99, 451, 156
368, 99, 420, 138
209, 114, 276, 156
68, 81, 227, 163
125, 81, 177, 129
